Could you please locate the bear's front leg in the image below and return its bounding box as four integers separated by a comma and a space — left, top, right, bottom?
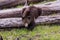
27, 21, 35, 31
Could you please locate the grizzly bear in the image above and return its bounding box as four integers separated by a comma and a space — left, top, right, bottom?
22, 6, 42, 30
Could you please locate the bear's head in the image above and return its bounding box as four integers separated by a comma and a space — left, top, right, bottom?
22, 6, 42, 27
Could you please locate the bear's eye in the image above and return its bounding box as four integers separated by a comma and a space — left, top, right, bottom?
22, 17, 25, 19
28, 16, 31, 19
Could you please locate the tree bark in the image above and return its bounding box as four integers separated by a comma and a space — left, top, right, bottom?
0, 0, 45, 9
0, 1, 60, 18
0, 8, 22, 18
0, 15, 60, 28
0, 0, 23, 9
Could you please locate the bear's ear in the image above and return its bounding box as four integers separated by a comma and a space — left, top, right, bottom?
21, 8, 26, 15
22, 7, 30, 17
21, 8, 26, 17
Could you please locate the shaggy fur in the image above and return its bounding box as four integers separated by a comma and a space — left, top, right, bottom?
22, 6, 42, 30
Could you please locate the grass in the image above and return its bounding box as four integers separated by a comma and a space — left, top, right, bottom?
0, 25, 60, 40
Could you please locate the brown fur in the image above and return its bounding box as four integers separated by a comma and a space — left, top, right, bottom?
22, 6, 42, 30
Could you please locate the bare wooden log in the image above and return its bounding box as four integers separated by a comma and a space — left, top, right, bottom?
34, 0, 60, 11
0, 1, 60, 18
36, 15, 60, 24
0, 0, 22, 9
0, 0, 30, 9
34, 1, 60, 15
0, 8, 22, 18
0, 0, 45, 9
0, 0, 58, 9
0, 15, 60, 28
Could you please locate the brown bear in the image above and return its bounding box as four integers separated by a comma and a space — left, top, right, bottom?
22, 6, 42, 30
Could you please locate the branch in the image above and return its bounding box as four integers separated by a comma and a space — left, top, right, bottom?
0, 15, 60, 28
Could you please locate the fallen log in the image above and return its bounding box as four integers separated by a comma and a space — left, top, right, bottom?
34, 0, 60, 11
0, 8, 22, 18
0, 0, 45, 9
0, 15, 60, 28
0, 0, 22, 9
0, 1, 60, 18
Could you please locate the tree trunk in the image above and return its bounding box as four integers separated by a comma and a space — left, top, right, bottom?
0, 2, 60, 18
0, 1, 59, 18
0, 8, 22, 18
0, 0, 45, 9
0, 15, 60, 28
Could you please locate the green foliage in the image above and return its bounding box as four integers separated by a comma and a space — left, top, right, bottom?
0, 25, 60, 40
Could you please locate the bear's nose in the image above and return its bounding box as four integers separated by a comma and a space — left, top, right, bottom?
25, 23, 28, 27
